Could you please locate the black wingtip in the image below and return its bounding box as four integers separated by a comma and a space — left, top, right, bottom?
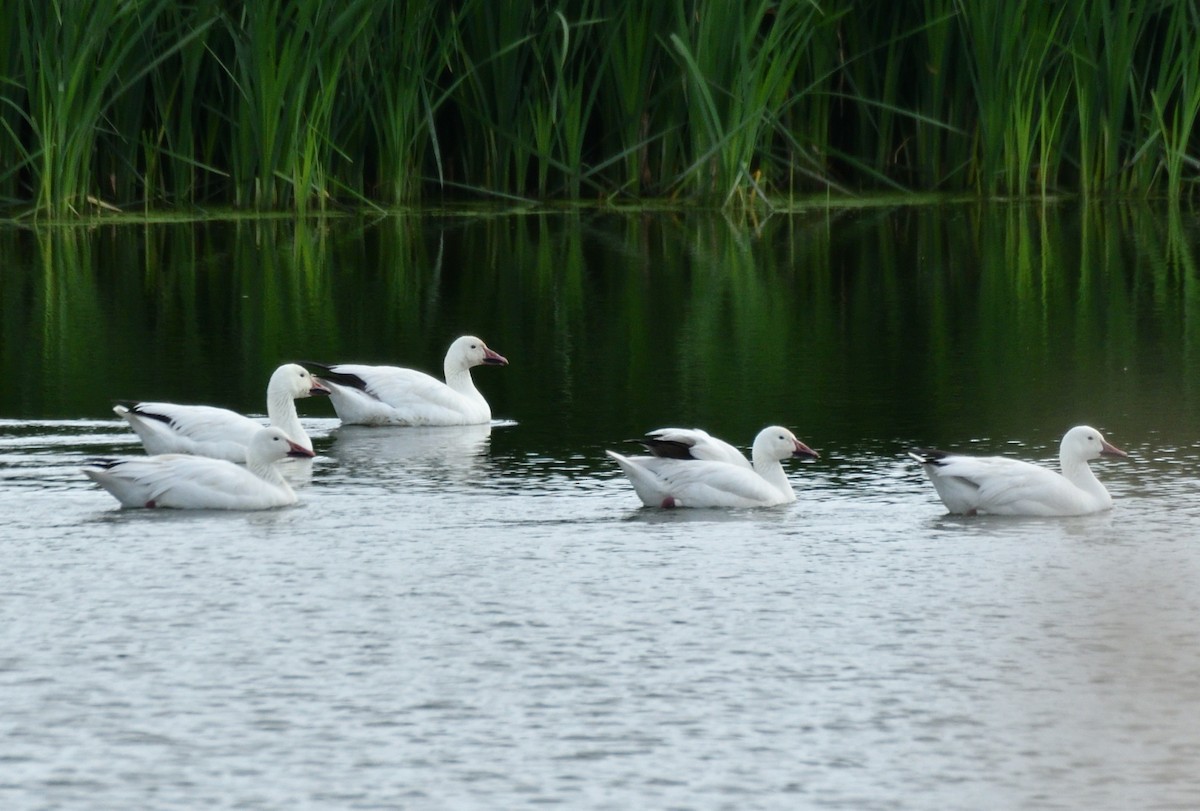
640, 437, 697, 460
301, 363, 367, 392
116, 402, 173, 425
82, 457, 123, 470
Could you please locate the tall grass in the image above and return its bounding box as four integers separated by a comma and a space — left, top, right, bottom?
912, 1, 972, 189
143, 2, 222, 208
668, 0, 828, 203
0, 1, 27, 205
1069, 0, 1153, 197
531, 8, 605, 199
595, 3, 677, 198
11, 0, 193, 216
1147, 0, 1200, 206
360, 4, 451, 206
1, 0, 1198, 216
223, 0, 380, 211
954, 0, 1069, 197
446, 0, 539, 198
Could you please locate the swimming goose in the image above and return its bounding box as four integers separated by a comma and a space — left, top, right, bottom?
306, 336, 508, 426
82, 427, 315, 510
114, 363, 329, 461
909, 425, 1128, 516
608, 425, 818, 508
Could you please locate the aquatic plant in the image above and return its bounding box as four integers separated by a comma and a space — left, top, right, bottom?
0, 0, 1197, 215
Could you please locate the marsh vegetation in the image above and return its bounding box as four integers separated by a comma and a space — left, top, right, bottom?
2, 1, 1198, 217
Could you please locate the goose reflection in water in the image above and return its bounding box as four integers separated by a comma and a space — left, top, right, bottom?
325, 422, 496, 485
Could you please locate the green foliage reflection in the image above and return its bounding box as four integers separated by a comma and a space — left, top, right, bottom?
1, 208, 1196, 457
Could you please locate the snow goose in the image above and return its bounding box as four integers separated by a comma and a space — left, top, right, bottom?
114, 363, 330, 461
607, 425, 818, 508
909, 425, 1128, 516
306, 336, 508, 426
82, 427, 315, 510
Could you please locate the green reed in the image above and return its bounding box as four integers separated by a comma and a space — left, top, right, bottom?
223, 0, 380, 211
953, 0, 1070, 197
525, 5, 603, 198
143, 3, 221, 207
1068, 0, 1151, 197
668, 0, 828, 202
1147, 1, 1200, 206
359, 4, 451, 206
2, 0, 1197, 215
446, 0, 539, 198
0, 4, 27, 205
11, 0, 191, 217
593, 3, 677, 198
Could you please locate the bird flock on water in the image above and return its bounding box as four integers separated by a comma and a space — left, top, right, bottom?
82, 335, 1128, 516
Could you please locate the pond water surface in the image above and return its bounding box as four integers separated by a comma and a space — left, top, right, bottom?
2, 205, 1200, 809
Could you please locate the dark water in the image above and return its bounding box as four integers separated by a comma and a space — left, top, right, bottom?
2, 205, 1200, 809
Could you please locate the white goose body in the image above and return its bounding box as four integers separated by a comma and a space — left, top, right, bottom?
82, 427, 315, 510
309, 336, 508, 426
114, 364, 329, 462
910, 425, 1128, 516
608, 426, 818, 508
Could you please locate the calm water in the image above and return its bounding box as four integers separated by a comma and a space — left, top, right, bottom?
3, 205, 1200, 809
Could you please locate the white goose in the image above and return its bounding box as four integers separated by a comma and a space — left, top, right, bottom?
306, 336, 508, 426
607, 425, 818, 508
909, 425, 1128, 516
114, 363, 330, 462
82, 427, 315, 510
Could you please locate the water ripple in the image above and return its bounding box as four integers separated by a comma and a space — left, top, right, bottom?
2, 421, 1199, 810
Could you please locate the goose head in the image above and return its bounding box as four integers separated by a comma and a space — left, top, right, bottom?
1061, 425, 1127, 462
271, 363, 331, 399
447, 336, 509, 371
752, 426, 820, 462
248, 427, 316, 464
